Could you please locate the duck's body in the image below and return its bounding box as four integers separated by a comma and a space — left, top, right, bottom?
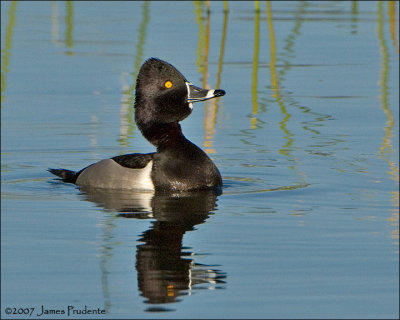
49, 58, 225, 192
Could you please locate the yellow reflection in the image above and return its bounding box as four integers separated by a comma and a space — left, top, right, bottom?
388, 1, 399, 53
51, 1, 62, 47
194, 1, 206, 76
351, 1, 358, 16
215, 3, 228, 90
204, 1, 229, 153
266, 2, 276, 91
266, 2, 294, 159
377, 1, 399, 242
278, 1, 307, 80
223, 0, 228, 13
251, 1, 260, 130
119, 1, 150, 147
351, 1, 358, 34
196, 1, 226, 154
65, 1, 73, 55
202, 8, 210, 88
205, 0, 210, 12
202, 5, 213, 152
1, 0, 17, 106
266, 1, 308, 205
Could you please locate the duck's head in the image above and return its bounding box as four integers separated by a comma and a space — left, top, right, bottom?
134, 58, 225, 126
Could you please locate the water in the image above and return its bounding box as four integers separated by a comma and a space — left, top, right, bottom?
1, 1, 399, 319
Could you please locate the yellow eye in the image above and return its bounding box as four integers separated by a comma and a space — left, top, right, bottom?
164, 81, 173, 89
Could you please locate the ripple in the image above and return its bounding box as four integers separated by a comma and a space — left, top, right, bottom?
222, 176, 309, 195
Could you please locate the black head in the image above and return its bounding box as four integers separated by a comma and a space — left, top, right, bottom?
134, 58, 225, 128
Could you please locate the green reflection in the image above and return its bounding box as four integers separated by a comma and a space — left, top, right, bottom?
1, 0, 17, 107
215, 3, 228, 89
351, 1, 358, 34
194, 2, 225, 154
250, 1, 260, 130
278, 1, 308, 80
194, 1, 206, 77
377, 1, 399, 241
266, 1, 294, 159
203, 7, 210, 88
223, 181, 310, 196
204, 3, 229, 154
223, 0, 228, 13
65, 1, 73, 54
264, 2, 310, 193
388, 1, 399, 53
351, 1, 358, 15
275, 1, 334, 142
119, 1, 150, 147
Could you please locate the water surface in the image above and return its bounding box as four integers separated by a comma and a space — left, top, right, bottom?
1, 1, 399, 319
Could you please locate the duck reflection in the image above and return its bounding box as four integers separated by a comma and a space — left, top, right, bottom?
79, 187, 226, 306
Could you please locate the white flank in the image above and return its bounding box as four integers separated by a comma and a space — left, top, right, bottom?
76, 159, 154, 190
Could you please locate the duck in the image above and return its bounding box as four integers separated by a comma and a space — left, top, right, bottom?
48, 58, 225, 192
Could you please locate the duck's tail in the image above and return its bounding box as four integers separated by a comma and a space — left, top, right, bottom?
48, 168, 79, 184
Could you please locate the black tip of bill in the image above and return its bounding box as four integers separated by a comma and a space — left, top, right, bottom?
213, 89, 225, 97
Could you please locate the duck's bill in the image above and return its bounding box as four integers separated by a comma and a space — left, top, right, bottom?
186, 82, 225, 103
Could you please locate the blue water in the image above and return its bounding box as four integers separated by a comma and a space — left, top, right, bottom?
1, 1, 399, 319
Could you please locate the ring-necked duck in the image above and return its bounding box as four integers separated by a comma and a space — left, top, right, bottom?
49, 58, 225, 191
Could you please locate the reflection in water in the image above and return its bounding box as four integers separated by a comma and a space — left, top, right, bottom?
195, 2, 212, 149
351, 1, 358, 34
202, 8, 210, 89
51, 2, 62, 47
388, 1, 399, 53
204, 4, 228, 154
251, 2, 260, 130
265, 2, 308, 189
193, 2, 226, 154
215, 1, 229, 90
1, 1, 17, 106
194, 1, 206, 77
79, 187, 226, 310
65, 1, 73, 55
376, 2, 399, 243
278, 1, 308, 81
266, 2, 294, 160
134, 192, 226, 306
120, 1, 150, 147
267, 1, 336, 147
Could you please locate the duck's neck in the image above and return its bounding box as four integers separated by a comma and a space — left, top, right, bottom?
139, 122, 187, 150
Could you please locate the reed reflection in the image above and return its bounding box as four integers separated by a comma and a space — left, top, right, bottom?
351, 1, 358, 34
194, 2, 227, 154
215, 2, 229, 90
388, 1, 399, 53
266, 2, 295, 161
268, 2, 335, 141
1, 1, 17, 106
251, 1, 260, 130
206, 5, 228, 153
79, 187, 226, 308
51, 2, 62, 47
65, 1, 74, 54
120, 1, 150, 147
194, 1, 207, 78
377, 1, 399, 242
